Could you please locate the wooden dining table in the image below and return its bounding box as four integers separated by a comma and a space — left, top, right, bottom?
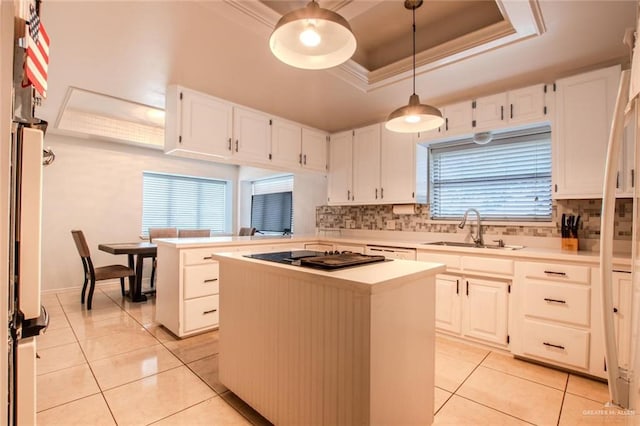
98, 242, 157, 302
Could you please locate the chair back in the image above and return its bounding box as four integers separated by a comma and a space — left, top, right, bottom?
71, 230, 91, 258
239, 227, 256, 236
148, 227, 178, 242
178, 229, 210, 238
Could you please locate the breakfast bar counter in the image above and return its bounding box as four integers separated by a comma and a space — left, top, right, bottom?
212, 251, 445, 425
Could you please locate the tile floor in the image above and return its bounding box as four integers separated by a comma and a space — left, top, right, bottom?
36, 284, 634, 425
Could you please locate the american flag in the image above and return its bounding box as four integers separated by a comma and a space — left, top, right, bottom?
25, 3, 49, 98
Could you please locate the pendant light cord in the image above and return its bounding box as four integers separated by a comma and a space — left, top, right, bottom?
412, 5, 416, 96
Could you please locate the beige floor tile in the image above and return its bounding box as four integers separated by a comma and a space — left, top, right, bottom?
45, 310, 71, 331
36, 393, 115, 425
435, 335, 491, 364
188, 354, 228, 394
79, 326, 158, 362
434, 395, 529, 425
163, 330, 220, 364
37, 327, 77, 350
125, 302, 157, 325
36, 364, 100, 412
152, 396, 251, 425
65, 304, 127, 324
71, 313, 146, 341
41, 293, 63, 306
37, 342, 86, 376
90, 344, 182, 390
559, 393, 633, 425
434, 387, 452, 414
144, 323, 180, 342
457, 366, 564, 425
104, 365, 215, 425
482, 351, 568, 390
435, 351, 478, 392
567, 374, 610, 403
220, 391, 273, 426
62, 295, 120, 313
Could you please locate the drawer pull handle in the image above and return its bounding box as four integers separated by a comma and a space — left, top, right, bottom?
204, 278, 218, 283
543, 342, 565, 350
544, 298, 566, 304
203, 309, 218, 315
203, 256, 213, 260
543, 270, 567, 276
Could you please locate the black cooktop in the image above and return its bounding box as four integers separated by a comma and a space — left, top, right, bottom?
245, 250, 388, 270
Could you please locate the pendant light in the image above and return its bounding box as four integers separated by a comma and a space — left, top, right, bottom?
386, 0, 444, 133
269, 0, 357, 70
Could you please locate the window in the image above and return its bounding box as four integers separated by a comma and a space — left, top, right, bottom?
251, 175, 293, 234
142, 172, 229, 236
429, 127, 552, 221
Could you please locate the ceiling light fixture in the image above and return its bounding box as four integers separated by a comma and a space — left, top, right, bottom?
472, 131, 493, 145
269, 0, 357, 70
385, 0, 444, 133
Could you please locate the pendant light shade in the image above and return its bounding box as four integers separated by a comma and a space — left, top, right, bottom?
269, 1, 357, 70
386, 0, 443, 133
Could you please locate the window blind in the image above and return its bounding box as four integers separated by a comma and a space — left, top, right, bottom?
429, 128, 552, 220
142, 172, 227, 236
251, 175, 294, 233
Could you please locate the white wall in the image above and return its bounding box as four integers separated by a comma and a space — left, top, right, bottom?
41, 134, 239, 291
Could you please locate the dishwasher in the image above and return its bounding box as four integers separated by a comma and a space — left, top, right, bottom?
364, 245, 417, 260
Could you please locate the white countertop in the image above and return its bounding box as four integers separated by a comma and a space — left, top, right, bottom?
211, 251, 446, 292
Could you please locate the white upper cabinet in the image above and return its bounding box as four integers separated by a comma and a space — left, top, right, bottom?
270, 119, 302, 169
473, 84, 549, 132
165, 86, 233, 158
327, 130, 353, 205
443, 101, 474, 136
553, 65, 620, 198
380, 127, 423, 203
233, 107, 272, 163
301, 128, 328, 172
352, 124, 381, 203
617, 112, 635, 197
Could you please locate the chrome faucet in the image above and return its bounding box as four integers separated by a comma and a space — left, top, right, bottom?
458, 208, 484, 247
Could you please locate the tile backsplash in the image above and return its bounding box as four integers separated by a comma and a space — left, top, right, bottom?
316, 199, 633, 240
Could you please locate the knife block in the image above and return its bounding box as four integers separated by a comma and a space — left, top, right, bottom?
561, 237, 578, 251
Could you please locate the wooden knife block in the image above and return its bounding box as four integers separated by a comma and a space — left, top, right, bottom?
561, 238, 578, 251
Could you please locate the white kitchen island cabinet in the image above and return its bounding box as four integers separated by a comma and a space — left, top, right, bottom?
213, 253, 445, 426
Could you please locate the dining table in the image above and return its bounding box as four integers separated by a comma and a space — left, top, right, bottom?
98, 242, 157, 303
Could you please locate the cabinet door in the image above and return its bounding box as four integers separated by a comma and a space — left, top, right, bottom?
508, 84, 547, 125
553, 65, 620, 198
380, 127, 416, 203
473, 93, 507, 132
435, 275, 462, 334
617, 112, 635, 197
462, 278, 509, 346
327, 131, 353, 204
612, 272, 632, 369
301, 128, 328, 172
443, 101, 473, 136
178, 89, 233, 157
352, 124, 381, 203
233, 107, 272, 163
271, 119, 302, 169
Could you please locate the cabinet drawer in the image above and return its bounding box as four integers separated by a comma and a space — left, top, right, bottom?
523, 280, 590, 326
462, 256, 513, 276
183, 295, 219, 332
520, 262, 590, 284
183, 248, 219, 266
184, 263, 219, 299
522, 320, 590, 369
417, 252, 461, 270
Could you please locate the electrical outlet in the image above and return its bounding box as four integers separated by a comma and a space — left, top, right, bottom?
386, 220, 396, 230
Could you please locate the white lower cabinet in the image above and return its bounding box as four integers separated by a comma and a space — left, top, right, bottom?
435, 275, 462, 334
462, 277, 509, 346
612, 271, 632, 369
512, 261, 599, 375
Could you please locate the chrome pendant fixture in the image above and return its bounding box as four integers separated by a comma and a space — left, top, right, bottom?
386, 0, 444, 133
269, 0, 357, 70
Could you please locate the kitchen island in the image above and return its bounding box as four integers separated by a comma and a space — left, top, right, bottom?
212, 251, 445, 426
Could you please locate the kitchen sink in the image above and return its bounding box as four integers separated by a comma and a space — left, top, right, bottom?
423, 241, 524, 250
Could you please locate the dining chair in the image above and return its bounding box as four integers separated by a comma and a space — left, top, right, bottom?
70, 230, 135, 310
148, 227, 178, 287
238, 227, 256, 236
178, 229, 211, 238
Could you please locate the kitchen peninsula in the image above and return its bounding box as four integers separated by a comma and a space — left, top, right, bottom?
212, 251, 445, 425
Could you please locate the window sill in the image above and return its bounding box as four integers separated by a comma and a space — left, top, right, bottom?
425, 219, 556, 227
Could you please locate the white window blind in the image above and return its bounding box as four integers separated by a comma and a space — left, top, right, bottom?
142, 172, 228, 236
429, 128, 552, 220
251, 175, 294, 233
